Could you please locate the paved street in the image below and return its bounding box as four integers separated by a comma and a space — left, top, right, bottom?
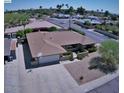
47, 18, 110, 43
87, 77, 119, 93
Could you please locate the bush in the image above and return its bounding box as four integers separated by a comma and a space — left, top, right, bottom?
89, 40, 119, 74
87, 46, 97, 53
16, 28, 33, 38
112, 29, 119, 36
16, 30, 25, 38
89, 57, 118, 74
72, 29, 85, 35
48, 26, 58, 31
77, 51, 88, 60
24, 28, 33, 34
84, 21, 91, 26
61, 51, 74, 61
95, 25, 102, 29
69, 52, 74, 61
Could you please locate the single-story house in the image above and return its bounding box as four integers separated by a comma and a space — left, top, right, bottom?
26, 31, 95, 65
77, 18, 102, 25
4, 20, 61, 37
4, 38, 16, 62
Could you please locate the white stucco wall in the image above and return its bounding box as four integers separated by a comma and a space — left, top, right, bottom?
38, 54, 60, 64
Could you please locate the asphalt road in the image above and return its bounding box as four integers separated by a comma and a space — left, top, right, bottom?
47, 18, 110, 43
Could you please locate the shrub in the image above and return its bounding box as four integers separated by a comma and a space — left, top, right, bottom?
72, 29, 85, 35
87, 46, 97, 53
16, 28, 33, 38
77, 51, 88, 60
24, 28, 33, 34
69, 52, 74, 61
16, 30, 25, 38
89, 40, 119, 74
48, 26, 58, 31
84, 21, 91, 26
89, 57, 118, 74
95, 25, 101, 29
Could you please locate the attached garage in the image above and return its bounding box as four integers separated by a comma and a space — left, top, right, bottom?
38, 54, 60, 66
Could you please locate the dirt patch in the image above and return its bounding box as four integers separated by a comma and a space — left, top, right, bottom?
64, 52, 105, 85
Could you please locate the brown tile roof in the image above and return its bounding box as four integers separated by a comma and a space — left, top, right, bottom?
5, 20, 61, 34
27, 31, 95, 57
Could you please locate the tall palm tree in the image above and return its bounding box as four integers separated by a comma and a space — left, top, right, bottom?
68, 6, 74, 30
56, 4, 62, 13
65, 4, 69, 9
101, 9, 103, 12
39, 6, 42, 9
97, 9, 99, 12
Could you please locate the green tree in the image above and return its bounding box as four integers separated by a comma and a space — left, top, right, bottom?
56, 4, 62, 13
89, 40, 119, 74
77, 6, 85, 15
65, 4, 69, 8
68, 6, 74, 15
104, 10, 110, 17
99, 40, 119, 64
39, 6, 42, 9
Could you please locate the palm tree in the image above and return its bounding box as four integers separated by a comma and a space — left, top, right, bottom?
39, 6, 42, 9
68, 6, 74, 30
65, 4, 69, 9
56, 4, 62, 13
104, 10, 110, 17
61, 4, 64, 8
77, 6, 85, 15
101, 9, 103, 12
97, 9, 99, 12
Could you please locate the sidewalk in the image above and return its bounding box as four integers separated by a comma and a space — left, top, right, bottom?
67, 71, 119, 93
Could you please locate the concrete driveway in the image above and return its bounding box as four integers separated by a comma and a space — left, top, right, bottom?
17, 44, 79, 93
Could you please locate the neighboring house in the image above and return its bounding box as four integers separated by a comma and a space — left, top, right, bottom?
4, 38, 16, 62
53, 13, 70, 18
4, 20, 62, 37
77, 18, 102, 25
26, 31, 95, 65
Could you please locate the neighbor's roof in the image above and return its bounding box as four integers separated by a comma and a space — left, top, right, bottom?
27, 31, 94, 57
5, 20, 61, 34
4, 38, 11, 56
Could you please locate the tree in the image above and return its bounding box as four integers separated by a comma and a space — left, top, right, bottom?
68, 6, 74, 15
104, 10, 110, 17
67, 6, 74, 30
97, 9, 99, 12
89, 40, 119, 74
56, 4, 62, 13
39, 6, 42, 9
101, 9, 103, 12
99, 40, 119, 63
65, 4, 69, 8
77, 6, 85, 15
84, 21, 91, 26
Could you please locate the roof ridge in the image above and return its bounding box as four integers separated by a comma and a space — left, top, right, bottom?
43, 39, 65, 51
